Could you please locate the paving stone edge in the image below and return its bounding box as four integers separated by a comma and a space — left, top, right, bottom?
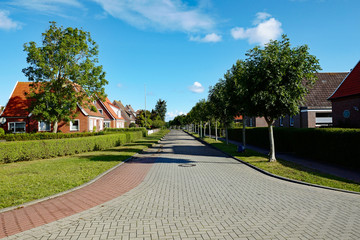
184, 131, 360, 195
0, 139, 164, 214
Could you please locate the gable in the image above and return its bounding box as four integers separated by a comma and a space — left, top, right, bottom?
1, 82, 33, 117
329, 61, 360, 100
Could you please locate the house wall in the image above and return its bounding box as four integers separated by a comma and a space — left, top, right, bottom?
332, 95, 360, 128
58, 111, 88, 133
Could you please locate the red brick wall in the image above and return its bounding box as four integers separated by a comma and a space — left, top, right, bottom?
332, 96, 360, 128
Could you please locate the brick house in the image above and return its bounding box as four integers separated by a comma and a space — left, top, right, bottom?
113, 100, 136, 127
0, 82, 104, 133
273, 72, 347, 128
328, 61, 360, 127
96, 98, 125, 129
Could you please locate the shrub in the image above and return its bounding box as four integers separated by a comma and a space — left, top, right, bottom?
2, 131, 104, 141
0, 131, 145, 163
129, 123, 136, 128
227, 127, 360, 169
0, 128, 4, 137
104, 127, 147, 137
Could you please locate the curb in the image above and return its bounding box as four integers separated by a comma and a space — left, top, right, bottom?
0, 136, 166, 214
184, 131, 360, 195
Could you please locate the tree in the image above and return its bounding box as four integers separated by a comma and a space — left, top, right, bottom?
242, 35, 321, 161
155, 99, 167, 121
208, 71, 238, 144
23, 22, 107, 133
136, 110, 152, 128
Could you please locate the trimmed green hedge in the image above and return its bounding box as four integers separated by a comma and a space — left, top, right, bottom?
0, 132, 140, 163
228, 127, 360, 169
105, 127, 147, 137
2, 131, 104, 141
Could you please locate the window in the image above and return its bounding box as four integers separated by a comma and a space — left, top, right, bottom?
9, 122, 26, 133
70, 120, 80, 131
249, 118, 253, 127
38, 121, 51, 131
279, 117, 284, 127
104, 121, 110, 128
98, 109, 103, 115
289, 116, 294, 127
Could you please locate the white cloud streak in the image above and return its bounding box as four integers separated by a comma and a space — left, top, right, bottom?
91, 0, 215, 32
166, 110, 186, 121
231, 12, 283, 45
9, 0, 83, 15
0, 10, 20, 30
189, 81, 205, 93
190, 33, 222, 43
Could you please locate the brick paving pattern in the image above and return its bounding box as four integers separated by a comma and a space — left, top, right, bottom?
3, 130, 360, 239
0, 149, 159, 238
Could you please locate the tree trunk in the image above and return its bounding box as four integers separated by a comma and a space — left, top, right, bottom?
52, 121, 58, 133
209, 121, 211, 139
225, 125, 229, 144
203, 122, 206, 137
200, 121, 202, 138
215, 121, 218, 141
266, 118, 276, 162
242, 116, 246, 149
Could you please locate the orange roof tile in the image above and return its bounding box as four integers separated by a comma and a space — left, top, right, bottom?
103, 97, 124, 120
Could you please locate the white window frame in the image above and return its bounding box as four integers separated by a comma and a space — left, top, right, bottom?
8, 122, 26, 133
279, 117, 284, 127
104, 121, 111, 128
289, 116, 294, 127
38, 121, 51, 131
70, 119, 80, 131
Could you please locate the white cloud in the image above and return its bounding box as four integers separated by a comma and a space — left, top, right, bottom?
0, 10, 20, 30
116, 83, 122, 88
9, 0, 83, 15
91, 0, 215, 32
189, 81, 205, 93
231, 12, 283, 45
190, 33, 222, 43
166, 110, 186, 121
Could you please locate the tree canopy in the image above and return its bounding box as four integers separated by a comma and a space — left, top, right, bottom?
240, 35, 321, 161
23, 22, 107, 132
154, 99, 167, 121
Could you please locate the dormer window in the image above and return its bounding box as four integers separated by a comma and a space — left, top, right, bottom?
99, 109, 103, 115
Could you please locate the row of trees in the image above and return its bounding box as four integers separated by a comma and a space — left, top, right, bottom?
136, 99, 167, 129
173, 35, 321, 162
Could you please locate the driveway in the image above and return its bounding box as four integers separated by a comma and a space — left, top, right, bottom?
7, 130, 360, 239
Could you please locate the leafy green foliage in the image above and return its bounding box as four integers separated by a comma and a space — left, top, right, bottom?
0, 131, 147, 163
1, 131, 103, 141
104, 127, 147, 137
241, 35, 321, 122
154, 99, 167, 121
22, 22, 108, 132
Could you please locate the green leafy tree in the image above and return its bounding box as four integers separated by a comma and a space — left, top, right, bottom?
154, 99, 167, 121
242, 35, 321, 161
23, 22, 107, 133
136, 110, 152, 128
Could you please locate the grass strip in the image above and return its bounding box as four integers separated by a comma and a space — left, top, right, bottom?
191, 133, 360, 193
0, 129, 169, 209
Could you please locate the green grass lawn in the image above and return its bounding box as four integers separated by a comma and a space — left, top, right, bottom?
193, 134, 360, 193
0, 129, 169, 209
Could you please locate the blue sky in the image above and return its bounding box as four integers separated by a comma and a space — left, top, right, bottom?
0, 0, 359, 121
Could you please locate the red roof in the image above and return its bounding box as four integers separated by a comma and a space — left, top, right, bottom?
234, 115, 243, 120
103, 97, 124, 120
1, 82, 33, 117
1, 82, 103, 118
329, 61, 360, 100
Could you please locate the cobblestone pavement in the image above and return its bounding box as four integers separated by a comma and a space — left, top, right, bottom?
6, 130, 360, 240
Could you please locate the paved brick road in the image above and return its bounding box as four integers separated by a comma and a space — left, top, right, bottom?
5, 130, 360, 239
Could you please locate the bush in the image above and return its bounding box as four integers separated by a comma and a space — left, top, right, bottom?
0, 128, 4, 137
227, 127, 360, 169
129, 123, 136, 128
0, 131, 146, 163
104, 127, 147, 137
2, 131, 104, 141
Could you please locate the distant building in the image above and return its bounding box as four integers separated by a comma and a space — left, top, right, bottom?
113, 100, 136, 127
274, 72, 347, 128
0, 82, 104, 133
328, 61, 360, 128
